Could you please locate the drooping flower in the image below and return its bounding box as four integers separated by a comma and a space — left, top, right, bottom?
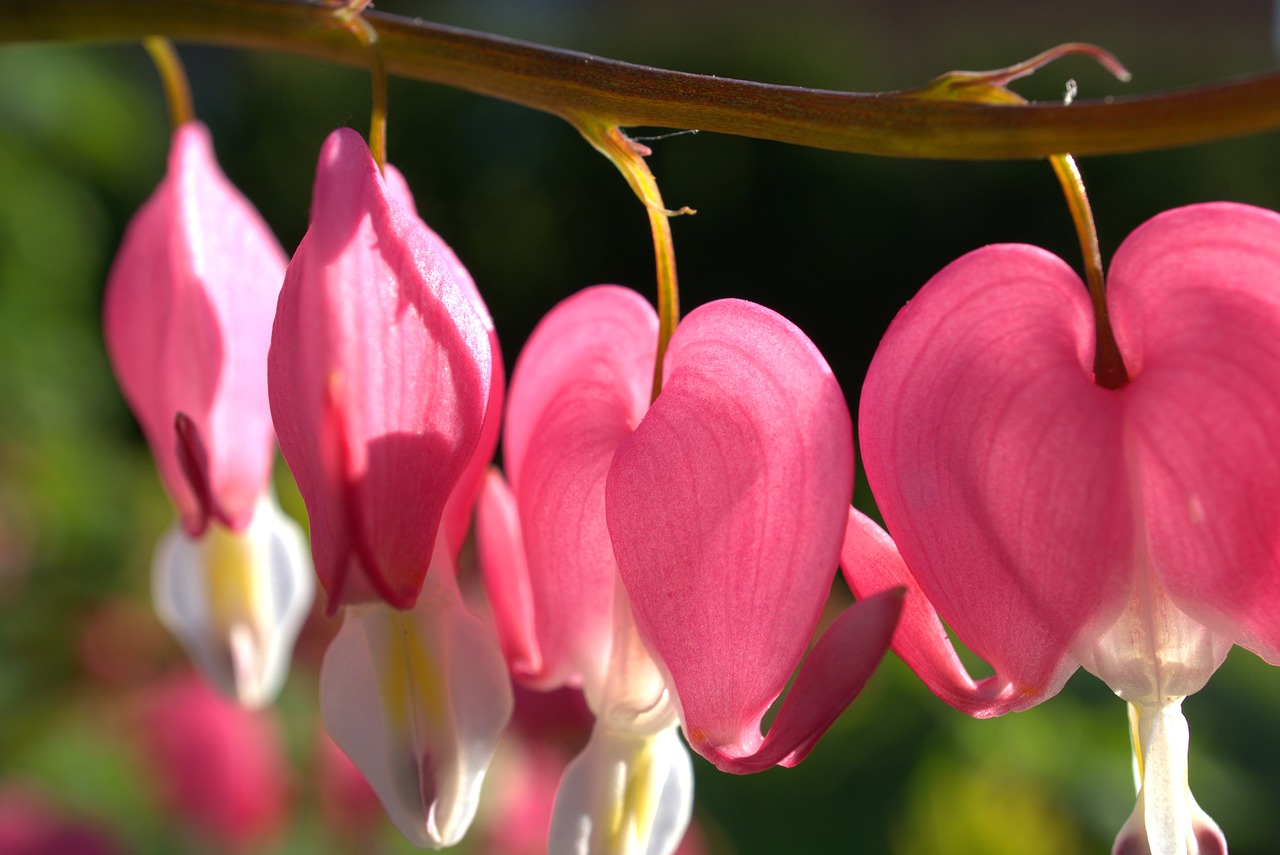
103, 120, 313, 709
267, 127, 510, 849
478, 285, 901, 855
843, 202, 1280, 854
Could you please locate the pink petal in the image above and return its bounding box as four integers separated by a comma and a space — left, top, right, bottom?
501, 285, 656, 691
714, 588, 902, 773
476, 468, 542, 679
141, 674, 290, 850
858, 244, 1134, 708
840, 508, 1033, 716
1105, 203, 1280, 665
858, 203, 1280, 713
383, 166, 505, 556
606, 299, 858, 769
268, 129, 491, 610
104, 121, 284, 534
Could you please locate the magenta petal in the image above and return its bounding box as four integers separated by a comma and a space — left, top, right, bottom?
710, 589, 902, 774
476, 468, 543, 679
383, 165, 504, 556
841, 508, 1032, 716
104, 121, 284, 534
859, 244, 1134, 707
1106, 203, 1280, 665
441, 346, 504, 555
268, 129, 491, 610
502, 285, 656, 691
607, 299, 855, 767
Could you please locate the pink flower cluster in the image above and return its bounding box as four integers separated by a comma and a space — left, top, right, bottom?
104, 112, 1280, 855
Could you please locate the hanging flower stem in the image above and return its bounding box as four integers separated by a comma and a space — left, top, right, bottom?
1049, 153, 1128, 389
898, 44, 1132, 389
333, 1, 387, 171
142, 37, 194, 129
574, 118, 692, 401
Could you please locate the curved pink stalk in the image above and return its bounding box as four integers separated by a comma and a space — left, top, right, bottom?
104, 120, 284, 535
268, 128, 491, 611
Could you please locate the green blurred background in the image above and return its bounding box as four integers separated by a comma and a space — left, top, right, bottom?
3, 1, 1280, 852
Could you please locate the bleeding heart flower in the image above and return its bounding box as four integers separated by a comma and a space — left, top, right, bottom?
844, 202, 1280, 854
268, 128, 491, 612
268, 127, 510, 849
478, 285, 901, 855
103, 120, 313, 708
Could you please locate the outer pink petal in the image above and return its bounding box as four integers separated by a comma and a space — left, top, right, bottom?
606, 299, 857, 769
383, 165, 504, 556
476, 468, 542, 679
502, 285, 656, 691
1107, 203, 1280, 664
841, 507, 1033, 717
858, 244, 1134, 709
709, 588, 902, 774
104, 121, 284, 534
268, 128, 490, 610
141, 674, 290, 850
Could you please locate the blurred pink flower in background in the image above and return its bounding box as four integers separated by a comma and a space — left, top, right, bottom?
0, 784, 127, 855
137, 674, 290, 852
315, 724, 385, 843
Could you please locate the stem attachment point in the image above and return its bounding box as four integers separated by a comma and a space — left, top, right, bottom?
573, 118, 690, 401
142, 36, 194, 129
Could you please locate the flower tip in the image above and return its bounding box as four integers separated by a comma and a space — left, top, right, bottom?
152, 497, 315, 710
320, 570, 513, 850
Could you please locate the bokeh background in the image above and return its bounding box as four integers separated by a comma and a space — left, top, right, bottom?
3, 1, 1280, 852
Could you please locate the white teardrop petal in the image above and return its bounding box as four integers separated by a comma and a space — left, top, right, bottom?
549, 721, 694, 855
320, 551, 513, 849
152, 493, 314, 708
